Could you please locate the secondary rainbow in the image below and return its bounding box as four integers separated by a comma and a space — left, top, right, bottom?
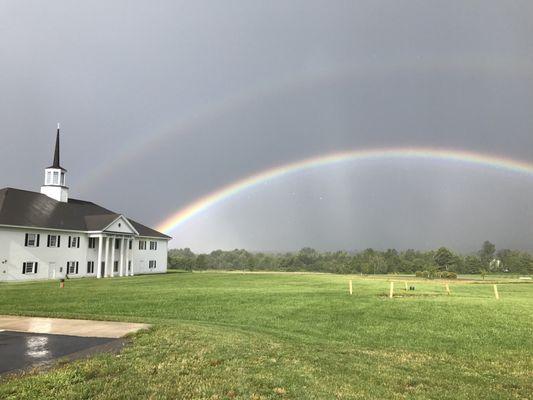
156, 147, 533, 234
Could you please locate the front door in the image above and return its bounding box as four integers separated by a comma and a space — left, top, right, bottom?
48, 262, 56, 279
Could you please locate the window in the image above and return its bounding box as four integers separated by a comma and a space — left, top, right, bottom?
88, 238, 96, 249
129, 240, 132, 250
67, 261, 79, 274
150, 241, 157, 250
53, 171, 59, 185
46, 171, 52, 185
68, 236, 80, 248
22, 262, 38, 274
87, 261, 95, 274
113, 261, 119, 273
149, 260, 157, 269
25, 233, 40, 247
60, 172, 65, 186
139, 240, 146, 250
47, 235, 60, 248
115, 240, 120, 250
128, 261, 132, 271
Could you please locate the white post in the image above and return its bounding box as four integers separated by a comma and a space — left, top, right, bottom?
389, 281, 394, 299
96, 235, 103, 279
119, 237, 125, 277
493, 284, 500, 300
104, 236, 110, 277
110, 237, 115, 277
349, 280, 353, 295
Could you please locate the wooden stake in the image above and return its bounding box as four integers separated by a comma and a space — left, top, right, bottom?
445, 283, 450, 295
404, 281, 408, 291
349, 279, 353, 295
389, 281, 394, 299
493, 284, 500, 300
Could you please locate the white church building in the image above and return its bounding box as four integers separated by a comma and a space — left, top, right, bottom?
0, 127, 171, 282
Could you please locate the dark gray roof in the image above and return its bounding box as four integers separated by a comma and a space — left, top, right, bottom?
0, 188, 171, 239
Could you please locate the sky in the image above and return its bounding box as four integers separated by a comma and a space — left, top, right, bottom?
1, 1, 533, 253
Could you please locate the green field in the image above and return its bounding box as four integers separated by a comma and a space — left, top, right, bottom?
0, 272, 531, 399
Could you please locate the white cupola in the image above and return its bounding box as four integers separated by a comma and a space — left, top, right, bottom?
40, 124, 69, 202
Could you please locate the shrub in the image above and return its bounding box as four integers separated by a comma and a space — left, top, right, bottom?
438, 271, 457, 279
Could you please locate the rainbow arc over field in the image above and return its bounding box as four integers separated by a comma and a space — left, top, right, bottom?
156, 147, 533, 235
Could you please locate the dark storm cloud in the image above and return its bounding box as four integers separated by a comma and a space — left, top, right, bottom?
1, 1, 532, 252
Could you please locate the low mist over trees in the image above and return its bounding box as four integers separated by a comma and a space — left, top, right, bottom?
168, 241, 533, 275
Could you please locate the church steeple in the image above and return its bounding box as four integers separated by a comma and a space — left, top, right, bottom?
52, 125, 61, 168
48, 124, 66, 171
41, 124, 69, 202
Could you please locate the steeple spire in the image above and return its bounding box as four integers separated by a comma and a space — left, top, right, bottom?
52, 123, 61, 169
48, 123, 66, 171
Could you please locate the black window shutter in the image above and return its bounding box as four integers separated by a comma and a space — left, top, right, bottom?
75, 262, 79, 274
34, 262, 38, 273
22, 263, 26, 274
25, 234, 28, 246
47, 235, 50, 247
36, 234, 40, 247
68, 236, 71, 248
58, 236, 61, 247
77, 238, 80, 248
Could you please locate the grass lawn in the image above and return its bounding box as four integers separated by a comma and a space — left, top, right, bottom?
0, 271, 531, 399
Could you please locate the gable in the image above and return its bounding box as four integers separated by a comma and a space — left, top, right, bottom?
103, 216, 138, 235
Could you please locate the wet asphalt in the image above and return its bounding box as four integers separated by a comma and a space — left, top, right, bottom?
0, 330, 114, 375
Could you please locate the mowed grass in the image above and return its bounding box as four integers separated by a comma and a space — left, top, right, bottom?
0, 272, 531, 399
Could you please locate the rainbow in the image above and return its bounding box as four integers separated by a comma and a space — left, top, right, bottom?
156, 147, 533, 234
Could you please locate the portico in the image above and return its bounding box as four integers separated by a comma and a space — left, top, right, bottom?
90, 215, 139, 279
92, 234, 135, 278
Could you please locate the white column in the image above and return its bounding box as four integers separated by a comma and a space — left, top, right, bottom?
104, 236, 110, 277
130, 239, 135, 276
119, 237, 125, 277
96, 235, 103, 279
110, 237, 115, 277
125, 239, 131, 276
130, 238, 135, 276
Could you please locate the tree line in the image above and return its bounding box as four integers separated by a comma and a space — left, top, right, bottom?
168, 241, 533, 275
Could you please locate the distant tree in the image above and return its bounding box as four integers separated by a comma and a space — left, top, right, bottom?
479, 268, 487, 280
434, 247, 454, 270
297, 247, 318, 267
168, 248, 196, 271
195, 254, 208, 270
478, 241, 496, 267
464, 255, 483, 274
369, 254, 387, 274
383, 249, 400, 273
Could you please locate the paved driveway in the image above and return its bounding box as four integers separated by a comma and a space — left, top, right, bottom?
0, 330, 113, 374
0, 316, 150, 375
